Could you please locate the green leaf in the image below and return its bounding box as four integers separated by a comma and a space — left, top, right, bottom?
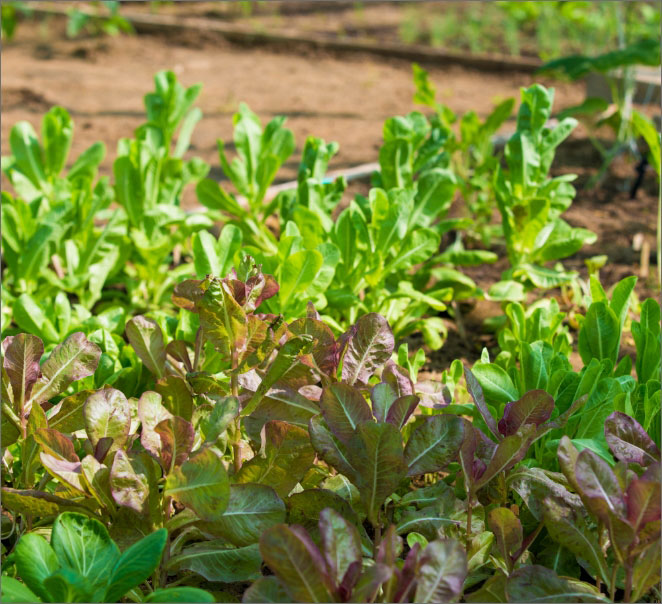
13, 533, 58, 603
488, 507, 522, 571
469, 362, 519, 409
506, 565, 607, 602
125, 316, 166, 379
279, 249, 323, 311
198, 483, 285, 547
167, 542, 262, 583
29, 333, 100, 404
578, 301, 619, 365
235, 421, 314, 498
50, 512, 120, 601
165, 447, 230, 521
414, 539, 468, 603
41, 106, 72, 178
1, 577, 42, 603
104, 529, 167, 603
242, 577, 291, 603
404, 414, 464, 476
542, 497, 609, 585
145, 587, 215, 603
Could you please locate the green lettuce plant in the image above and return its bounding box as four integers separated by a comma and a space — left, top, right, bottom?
490, 84, 597, 300
2, 512, 213, 603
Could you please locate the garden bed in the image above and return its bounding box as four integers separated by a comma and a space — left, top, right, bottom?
1, 9, 660, 603
2, 8, 658, 373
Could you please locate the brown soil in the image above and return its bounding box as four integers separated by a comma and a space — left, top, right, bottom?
2, 6, 659, 374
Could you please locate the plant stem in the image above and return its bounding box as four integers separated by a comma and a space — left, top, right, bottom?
231, 347, 242, 473
2, 402, 22, 434
609, 564, 618, 602
624, 565, 633, 603
373, 523, 382, 558
466, 495, 473, 543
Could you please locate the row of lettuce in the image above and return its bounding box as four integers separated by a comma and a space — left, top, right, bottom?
1, 265, 660, 602
1, 67, 661, 603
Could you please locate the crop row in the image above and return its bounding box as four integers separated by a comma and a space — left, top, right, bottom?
1, 66, 660, 603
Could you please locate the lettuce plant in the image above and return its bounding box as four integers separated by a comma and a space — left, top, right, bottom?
412, 63, 515, 247
490, 84, 597, 300
2, 512, 213, 603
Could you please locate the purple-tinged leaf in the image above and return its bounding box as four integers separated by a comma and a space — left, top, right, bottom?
626, 478, 661, 531
199, 483, 285, 547
80, 455, 114, 512
542, 497, 610, 585
386, 395, 419, 429
341, 313, 394, 386
605, 411, 661, 466
338, 561, 362, 602
2, 333, 43, 412
352, 563, 393, 602
415, 380, 451, 409
319, 383, 373, 444
632, 539, 662, 602
557, 436, 581, 493
404, 414, 464, 476
464, 367, 501, 441
235, 421, 314, 498
464, 573, 507, 603
473, 424, 536, 492
30, 333, 100, 403
244, 387, 317, 437
376, 523, 402, 565
414, 539, 468, 603
155, 416, 195, 472
110, 450, 149, 514
165, 447, 229, 521
370, 382, 398, 423
506, 565, 607, 603
458, 419, 481, 489
240, 336, 314, 417
498, 390, 554, 436
83, 388, 130, 455
94, 437, 113, 463
125, 316, 166, 379
507, 467, 581, 521
138, 391, 173, 462
34, 428, 78, 462
289, 317, 338, 377
319, 507, 361, 587
172, 279, 205, 311
287, 489, 369, 549
259, 524, 335, 603
242, 576, 291, 603
165, 340, 193, 372
382, 360, 414, 397
575, 448, 626, 524
309, 415, 360, 483
155, 375, 193, 422
49, 390, 95, 433
347, 422, 407, 525
1, 487, 90, 516
488, 507, 522, 572
199, 278, 247, 360
40, 453, 86, 493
